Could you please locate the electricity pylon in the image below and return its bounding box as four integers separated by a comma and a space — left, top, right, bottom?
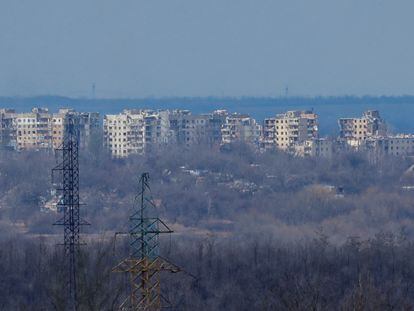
53, 114, 88, 311
113, 173, 180, 311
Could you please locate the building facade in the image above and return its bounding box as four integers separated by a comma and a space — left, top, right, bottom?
0, 108, 100, 151
14, 108, 52, 150
366, 135, 414, 157
221, 114, 261, 145
0, 109, 16, 149
262, 110, 319, 150
168, 109, 227, 146
103, 109, 171, 157
293, 138, 334, 158
104, 110, 145, 157
339, 110, 387, 148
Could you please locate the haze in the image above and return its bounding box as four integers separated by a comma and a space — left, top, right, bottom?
0, 0, 413, 97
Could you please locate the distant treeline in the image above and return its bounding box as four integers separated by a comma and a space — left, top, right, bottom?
1, 95, 414, 133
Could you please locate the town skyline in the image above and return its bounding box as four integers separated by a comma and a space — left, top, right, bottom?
1, 105, 413, 160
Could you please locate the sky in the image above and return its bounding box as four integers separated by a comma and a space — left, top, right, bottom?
0, 0, 413, 98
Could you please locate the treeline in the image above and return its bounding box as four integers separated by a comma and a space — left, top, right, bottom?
1, 142, 414, 242
1, 232, 414, 310
1, 142, 414, 309
0, 142, 414, 241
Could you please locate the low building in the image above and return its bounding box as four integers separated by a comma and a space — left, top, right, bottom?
366, 135, 414, 157
292, 138, 334, 158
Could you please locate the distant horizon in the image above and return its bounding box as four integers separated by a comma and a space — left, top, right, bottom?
2, 95, 414, 135
3, 94, 414, 101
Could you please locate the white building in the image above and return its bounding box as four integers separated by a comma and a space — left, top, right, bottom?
14, 108, 52, 150
104, 109, 171, 157
262, 110, 319, 150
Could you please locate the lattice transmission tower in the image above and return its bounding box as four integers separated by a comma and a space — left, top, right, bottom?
52, 114, 88, 311
113, 172, 180, 311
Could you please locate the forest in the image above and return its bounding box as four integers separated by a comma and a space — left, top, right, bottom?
1, 142, 414, 309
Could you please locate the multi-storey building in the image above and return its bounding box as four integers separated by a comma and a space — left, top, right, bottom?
339, 110, 386, 148
5, 108, 100, 151
144, 110, 171, 147
78, 111, 101, 148
262, 110, 318, 150
104, 110, 145, 157
14, 108, 52, 150
0, 109, 16, 149
168, 110, 191, 145
221, 113, 261, 145
210, 110, 228, 144
168, 109, 227, 146
180, 114, 211, 145
50, 109, 100, 149
51, 110, 66, 149
104, 109, 170, 157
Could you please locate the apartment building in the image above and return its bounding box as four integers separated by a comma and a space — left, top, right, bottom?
143, 110, 171, 147
177, 113, 211, 145
210, 110, 228, 144
221, 113, 261, 145
168, 110, 191, 144
262, 110, 318, 150
168, 109, 227, 146
0, 109, 16, 149
50, 109, 100, 149
14, 108, 52, 150
104, 109, 171, 157
78, 111, 100, 149
51, 110, 66, 149
0, 108, 100, 151
104, 110, 145, 157
339, 110, 386, 148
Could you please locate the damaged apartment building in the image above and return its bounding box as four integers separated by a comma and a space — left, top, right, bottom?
104, 109, 232, 157
0, 108, 99, 151
0, 108, 16, 149
338, 110, 387, 149
261, 110, 333, 158
221, 113, 261, 146
103, 109, 170, 157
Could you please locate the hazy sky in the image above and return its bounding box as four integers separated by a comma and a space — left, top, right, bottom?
0, 0, 413, 98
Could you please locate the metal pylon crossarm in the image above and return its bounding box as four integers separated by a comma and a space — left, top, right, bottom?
113, 173, 181, 311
